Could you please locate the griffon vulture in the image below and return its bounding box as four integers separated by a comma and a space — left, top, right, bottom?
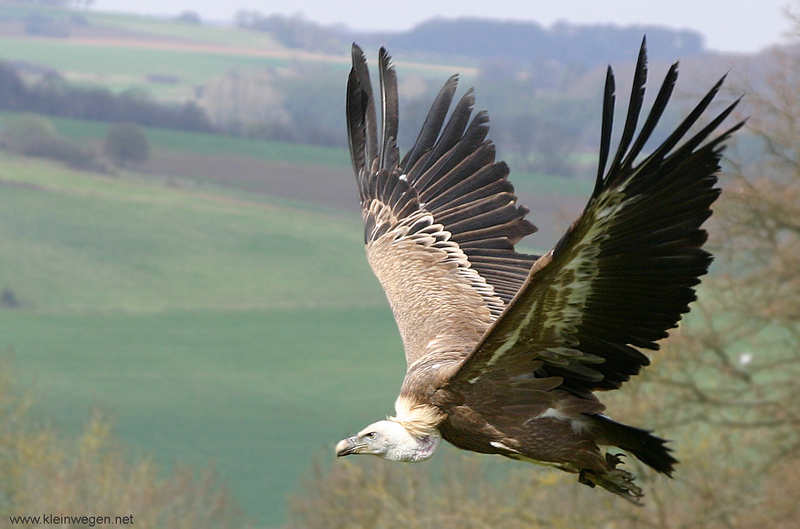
335, 39, 742, 502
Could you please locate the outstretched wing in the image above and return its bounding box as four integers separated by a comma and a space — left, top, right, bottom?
347, 45, 537, 366
451, 39, 743, 397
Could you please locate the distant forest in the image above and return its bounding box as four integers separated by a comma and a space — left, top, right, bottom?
0, 62, 213, 132
219, 13, 710, 176
237, 13, 706, 65
0, 10, 712, 176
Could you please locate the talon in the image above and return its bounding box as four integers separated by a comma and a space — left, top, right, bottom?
578, 468, 644, 505
579, 470, 596, 488
606, 452, 626, 467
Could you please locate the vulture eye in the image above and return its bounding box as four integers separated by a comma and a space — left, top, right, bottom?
365, 432, 377, 439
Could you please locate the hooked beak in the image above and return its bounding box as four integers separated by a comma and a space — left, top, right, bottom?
335, 436, 362, 457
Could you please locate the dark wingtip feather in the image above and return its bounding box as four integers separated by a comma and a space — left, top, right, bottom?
594, 65, 616, 196
378, 47, 400, 171
411, 88, 477, 184
346, 46, 371, 179
401, 74, 460, 171
605, 38, 648, 186
349, 43, 378, 173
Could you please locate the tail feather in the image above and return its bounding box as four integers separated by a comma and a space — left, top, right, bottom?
588, 414, 677, 476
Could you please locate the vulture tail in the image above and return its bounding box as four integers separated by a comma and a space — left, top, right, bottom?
587, 414, 677, 476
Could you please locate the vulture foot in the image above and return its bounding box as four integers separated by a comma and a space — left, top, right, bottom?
579, 454, 644, 505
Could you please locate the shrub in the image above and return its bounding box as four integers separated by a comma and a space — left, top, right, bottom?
1, 114, 56, 153
103, 123, 150, 168
18, 135, 98, 170
0, 356, 253, 529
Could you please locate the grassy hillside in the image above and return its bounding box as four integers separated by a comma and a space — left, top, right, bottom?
0, 112, 352, 168
0, 153, 373, 311
89, 11, 286, 49
0, 151, 407, 526
0, 111, 591, 247
0, 306, 405, 527
0, 5, 779, 528
0, 84, 596, 524
1, 34, 300, 93
0, 3, 310, 98
0, 6, 595, 523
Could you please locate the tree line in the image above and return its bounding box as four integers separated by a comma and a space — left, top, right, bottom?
0, 62, 213, 133
196, 60, 600, 177
1, 113, 151, 172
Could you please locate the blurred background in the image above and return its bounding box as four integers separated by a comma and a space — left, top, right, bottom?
0, 1, 797, 528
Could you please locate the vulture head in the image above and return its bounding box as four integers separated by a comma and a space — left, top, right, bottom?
335, 419, 442, 462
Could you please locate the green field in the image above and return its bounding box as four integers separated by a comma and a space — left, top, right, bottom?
0, 112, 354, 169
0, 3, 330, 98
0, 150, 412, 524
0, 3, 476, 102
0, 150, 408, 526
0, 35, 297, 96
0, 306, 405, 526
89, 11, 285, 49
0, 152, 375, 309
0, 98, 593, 526
0, 7, 594, 525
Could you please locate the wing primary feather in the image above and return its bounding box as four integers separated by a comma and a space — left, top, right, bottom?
664, 98, 743, 164
411, 89, 476, 187
350, 44, 378, 173
418, 141, 494, 205
425, 161, 509, 212
620, 62, 679, 171
378, 47, 400, 171
645, 73, 729, 162
426, 173, 512, 214
401, 75, 459, 172
346, 68, 367, 178
594, 66, 615, 197
606, 37, 648, 186
416, 111, 491, 202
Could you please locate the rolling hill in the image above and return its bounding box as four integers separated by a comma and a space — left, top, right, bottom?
0, 4, 752, 526
0, 147, 404, 526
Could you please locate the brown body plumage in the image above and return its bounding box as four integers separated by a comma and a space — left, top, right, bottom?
335, 39, 742, 502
